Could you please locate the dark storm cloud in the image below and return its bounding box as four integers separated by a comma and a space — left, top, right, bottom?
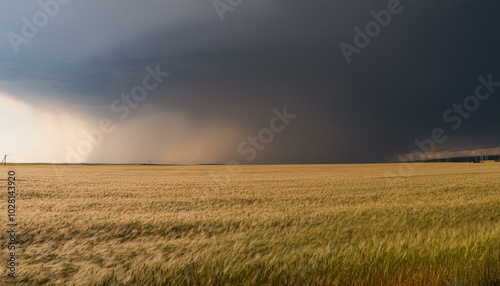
1, 0, 500, 163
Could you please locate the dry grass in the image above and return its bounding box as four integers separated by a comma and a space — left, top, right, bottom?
0, 163, 499, 285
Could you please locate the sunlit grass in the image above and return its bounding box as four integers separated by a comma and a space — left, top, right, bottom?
0, 163, 499, 285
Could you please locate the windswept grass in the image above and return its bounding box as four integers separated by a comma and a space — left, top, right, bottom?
0, 163, 499, 285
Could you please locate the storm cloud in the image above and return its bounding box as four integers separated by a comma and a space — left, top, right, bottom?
1, 0, 500, 163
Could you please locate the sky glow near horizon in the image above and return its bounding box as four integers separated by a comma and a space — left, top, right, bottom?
0, 92, 90, 163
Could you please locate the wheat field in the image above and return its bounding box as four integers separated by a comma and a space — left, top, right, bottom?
0, 163, 499, 285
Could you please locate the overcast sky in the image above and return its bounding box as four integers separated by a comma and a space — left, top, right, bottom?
1, 0, 500, 164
